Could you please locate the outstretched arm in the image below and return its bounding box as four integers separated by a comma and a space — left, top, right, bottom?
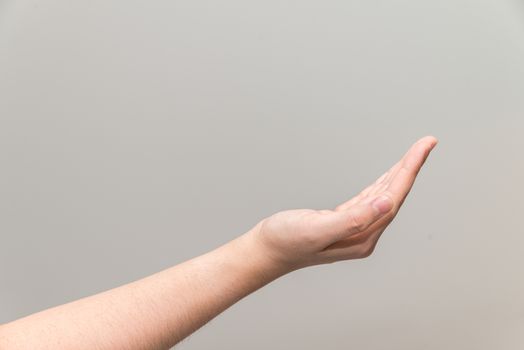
0, 136, 438, 350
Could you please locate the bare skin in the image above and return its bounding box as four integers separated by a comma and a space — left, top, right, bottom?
0, 136, 438, 350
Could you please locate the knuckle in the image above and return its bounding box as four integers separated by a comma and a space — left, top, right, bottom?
348, 213, 367, 232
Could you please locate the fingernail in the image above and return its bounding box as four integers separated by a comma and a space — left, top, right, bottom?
372, 195, 393, 214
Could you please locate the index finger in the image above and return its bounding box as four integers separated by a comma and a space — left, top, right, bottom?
386, 136, 438, 206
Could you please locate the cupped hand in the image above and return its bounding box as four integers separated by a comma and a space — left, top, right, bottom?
249, 136, 438, 271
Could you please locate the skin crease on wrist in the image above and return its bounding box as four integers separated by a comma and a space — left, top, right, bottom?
0, 136, 438, 350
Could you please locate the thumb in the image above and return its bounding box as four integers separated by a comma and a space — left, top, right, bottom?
320, 195, 394, 245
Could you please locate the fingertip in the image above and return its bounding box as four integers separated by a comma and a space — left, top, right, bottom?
371, 195, 393, 215
413, 136, 438, 156
427, 135, 439, 149
418, 135, 438, 147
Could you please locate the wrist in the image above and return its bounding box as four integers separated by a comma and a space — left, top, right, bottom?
230, 224, 292, 285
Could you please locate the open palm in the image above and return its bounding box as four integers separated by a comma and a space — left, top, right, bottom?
251, 136, 438, 271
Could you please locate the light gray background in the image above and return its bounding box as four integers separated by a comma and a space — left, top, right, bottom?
1, 0, 523, 349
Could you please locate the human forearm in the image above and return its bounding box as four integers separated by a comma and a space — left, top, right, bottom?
0, 136, 438, 350
0, 226, 288, 350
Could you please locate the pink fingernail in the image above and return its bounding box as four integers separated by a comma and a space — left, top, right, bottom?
372, 195, 393, 214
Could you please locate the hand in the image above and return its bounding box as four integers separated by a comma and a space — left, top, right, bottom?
248, 136, 438, 272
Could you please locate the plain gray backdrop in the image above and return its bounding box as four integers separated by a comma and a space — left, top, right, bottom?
1, 0, 523, 349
